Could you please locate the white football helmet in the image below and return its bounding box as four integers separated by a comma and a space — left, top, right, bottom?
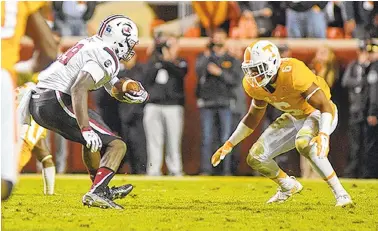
98, 15, 139, 61
242, 40, 281, 87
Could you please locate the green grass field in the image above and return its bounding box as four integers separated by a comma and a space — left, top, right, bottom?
2, 175, 378, 231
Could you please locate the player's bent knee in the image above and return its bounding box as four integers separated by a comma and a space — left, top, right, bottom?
246, 153, 262, 169
246, 142, 265, 168
295, 137, 311, 157
109, 139, 127, 156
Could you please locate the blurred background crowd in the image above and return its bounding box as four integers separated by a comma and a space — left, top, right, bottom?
18, 1, 378, 179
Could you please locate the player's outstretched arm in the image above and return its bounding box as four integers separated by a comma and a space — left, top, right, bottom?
211, 98, 267, 167
26, 10, 58, 73
71, 71, 102, 152
302, 83, 333, 157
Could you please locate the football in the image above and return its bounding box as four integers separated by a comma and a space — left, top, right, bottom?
111, 78, 141, 100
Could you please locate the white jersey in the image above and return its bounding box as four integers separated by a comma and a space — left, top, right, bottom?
37, 35, 120, 94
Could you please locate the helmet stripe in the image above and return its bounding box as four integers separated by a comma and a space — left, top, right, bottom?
98, 14, 127, 37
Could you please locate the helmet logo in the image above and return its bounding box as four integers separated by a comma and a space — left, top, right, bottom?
122, 26, 131, 36
104, 25, 112, 35
262, 44, 276, 57
104, 59, 112, 68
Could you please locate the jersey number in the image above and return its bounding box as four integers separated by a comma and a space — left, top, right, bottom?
58, 43, 84, 65
271, 101, 303, 116
1, 1, 18, 39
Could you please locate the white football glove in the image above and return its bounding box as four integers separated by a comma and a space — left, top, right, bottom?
123, 82, 149, 104
81, 127, 102, 152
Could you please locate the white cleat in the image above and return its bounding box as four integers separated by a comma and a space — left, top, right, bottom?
335, 194, 353, 207
267, 178, 303, 204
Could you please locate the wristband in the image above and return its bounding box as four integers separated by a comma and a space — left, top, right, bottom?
228, 122, 254, 146
81, 126, 92, 132
319, 112, 332, 135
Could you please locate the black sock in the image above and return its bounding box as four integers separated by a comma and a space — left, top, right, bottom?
88, 169, 97, 183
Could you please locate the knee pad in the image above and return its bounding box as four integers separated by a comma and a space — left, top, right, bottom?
295, 136, 313, 158
246, 142, 265, 169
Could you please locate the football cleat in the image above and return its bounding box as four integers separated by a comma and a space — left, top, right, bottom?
335, 194, 353, 207
82, 191, 124, 210
267, 178, 303, 204
108, 184, 134, 201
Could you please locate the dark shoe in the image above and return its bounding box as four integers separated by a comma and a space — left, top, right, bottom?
82, 190, 124, 210
108, 184, 134, 200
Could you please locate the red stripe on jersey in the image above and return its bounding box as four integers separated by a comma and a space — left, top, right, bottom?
103, 47, 119, 72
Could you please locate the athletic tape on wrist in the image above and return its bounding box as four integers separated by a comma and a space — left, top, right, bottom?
228, 122, 254, 146
319, 112, 333, 135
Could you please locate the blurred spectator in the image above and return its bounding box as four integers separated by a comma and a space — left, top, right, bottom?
324, 2, 347, 38
325, 2, 347, 29
196, 29, 239, 175
367, 12, 378, 38
53, 1, 97, 36
143, 34, 187, 176
238, 2, 274, 37
270, 2, 287, 38
192, 1, 240, 37
344, 1, 378, 39
284, 2, 327, 38
310, 46, 339, 88
364, 41, 378, 178
94, 55, 147, 174
230, 11, 258, 39
271, 2, 287, 28
341, 40, 371, 178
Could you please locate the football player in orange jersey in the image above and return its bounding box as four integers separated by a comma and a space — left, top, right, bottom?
1, 1, 57, 200
212, 40, 353, 207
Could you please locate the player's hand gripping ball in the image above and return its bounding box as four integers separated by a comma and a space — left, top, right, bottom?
111, 78, 149, 103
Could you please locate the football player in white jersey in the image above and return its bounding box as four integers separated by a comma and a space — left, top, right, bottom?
24, 15, 148, 209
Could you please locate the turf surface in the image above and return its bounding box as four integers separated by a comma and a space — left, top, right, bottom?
1, 175, 378, 231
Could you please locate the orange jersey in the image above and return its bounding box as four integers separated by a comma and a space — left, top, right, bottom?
1, 1, 45, 77
243, 58, 331, 118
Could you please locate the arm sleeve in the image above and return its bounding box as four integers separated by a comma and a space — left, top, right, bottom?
81, 61, 105, 84
292, 60, 317, 92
